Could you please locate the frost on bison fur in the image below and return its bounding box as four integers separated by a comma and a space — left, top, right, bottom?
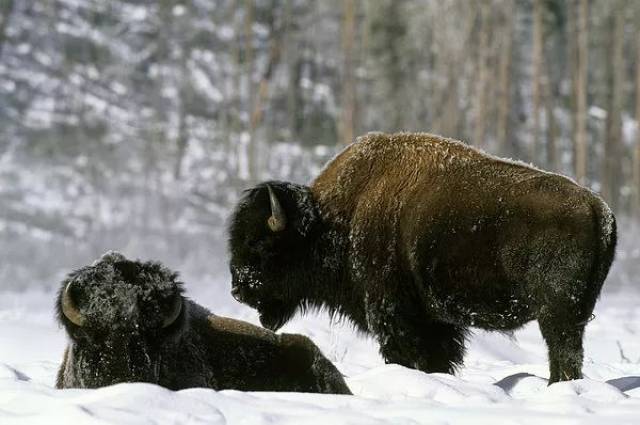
229, 132, 617, 384
55, 251, 351, 394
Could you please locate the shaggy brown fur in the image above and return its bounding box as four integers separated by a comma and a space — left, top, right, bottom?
229, 132, 616, 383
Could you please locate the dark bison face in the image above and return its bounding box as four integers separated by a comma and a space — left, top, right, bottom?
228, 181, 319, 331
56, 252, 184, 388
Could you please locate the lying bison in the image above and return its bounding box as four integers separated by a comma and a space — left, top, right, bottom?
229, 132, 617, 383
56, 251, 350, 393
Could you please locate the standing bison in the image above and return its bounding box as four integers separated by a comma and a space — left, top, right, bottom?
229, 132, 616, 383
56, 251, 350, 394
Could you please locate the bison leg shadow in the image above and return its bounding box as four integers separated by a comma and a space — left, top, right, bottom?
606, 376, 640, 393
494, 372, 538, 392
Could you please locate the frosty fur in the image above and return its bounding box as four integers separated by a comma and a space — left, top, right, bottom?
56, 251, 351, 394
228, 132, 617, 384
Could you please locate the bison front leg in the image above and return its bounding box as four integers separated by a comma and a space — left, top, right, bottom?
367, 296, 467, 374
381, 320, 467, 375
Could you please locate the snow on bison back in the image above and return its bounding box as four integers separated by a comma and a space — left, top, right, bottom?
228, 132, 617, 383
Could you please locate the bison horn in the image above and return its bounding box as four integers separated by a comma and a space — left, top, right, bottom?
267, 185, 287, 232
162, 295, 183, 328
61, 282, 86, 327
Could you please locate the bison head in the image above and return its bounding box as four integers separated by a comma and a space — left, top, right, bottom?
56, 251, 184, 388
228, 181, 320, 331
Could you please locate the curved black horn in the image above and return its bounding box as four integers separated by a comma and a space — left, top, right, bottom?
267, 185, 287, 232
62, 282, 86, 327
162, 294, 183, 328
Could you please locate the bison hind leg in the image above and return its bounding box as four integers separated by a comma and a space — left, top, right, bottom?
538, 314, 586, 384
538, 302, 590, 384
279, 333, 352, 394
310, 354, 352, 395
535, 259, 603, 384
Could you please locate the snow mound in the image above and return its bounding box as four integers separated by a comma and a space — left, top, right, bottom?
348, 365, 508, 403
2, 287, 640, 424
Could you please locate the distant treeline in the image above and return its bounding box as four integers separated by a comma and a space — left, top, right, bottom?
0, 0, 638, 289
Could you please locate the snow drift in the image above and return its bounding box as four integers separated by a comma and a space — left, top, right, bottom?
1, 280, 640, 424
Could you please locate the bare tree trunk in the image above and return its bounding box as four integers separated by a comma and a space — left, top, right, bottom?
244, 0, 254, 111
283, 0, 300, 142
340, 0, 356, 146
230, 0, 243, 177
173, 95, 188, 179
574, 0, 589, 184
603, 2, 625, 212
567, 0, 578, 161
485, 29, 498, 150
496, 0, 514, 157
544, 69, 558, 171
634, 16, 640, 217
0, 0, 14, 60
435, 5, 477, 139
531, 0, 543, 164
249, 43, 280, 131
473, 2, 490, 149
246, 2, 283, 182
174, 42, 190, 180
244, 0, 257, 182
249, 4, 282, 132
219, 2, 239, 148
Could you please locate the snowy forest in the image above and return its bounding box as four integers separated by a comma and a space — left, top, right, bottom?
1, 0, 640, 291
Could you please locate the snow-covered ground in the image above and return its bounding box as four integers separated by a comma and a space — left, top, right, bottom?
2, 277, 640, 424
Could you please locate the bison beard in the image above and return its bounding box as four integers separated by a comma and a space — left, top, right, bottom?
228, 132, 617, 384
55, 251, 350, 394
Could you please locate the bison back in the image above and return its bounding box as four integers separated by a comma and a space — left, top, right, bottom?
312, 133, 613, 330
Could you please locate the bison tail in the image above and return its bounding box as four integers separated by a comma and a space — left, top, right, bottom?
588, 197, 617, 300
